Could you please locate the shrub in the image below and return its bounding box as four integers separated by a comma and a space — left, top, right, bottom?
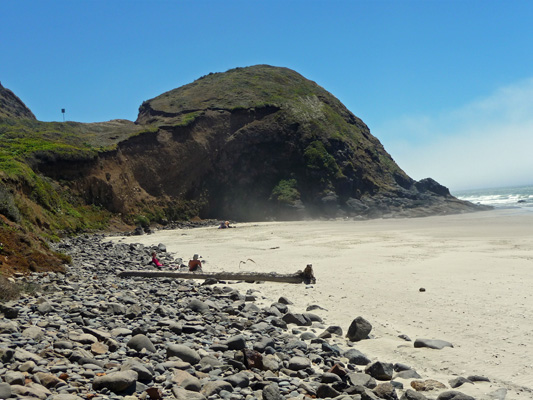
270, 179, 300, 205
134, 215, 150, 228
304, 140, 342, 178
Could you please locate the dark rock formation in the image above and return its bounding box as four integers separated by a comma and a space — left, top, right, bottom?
2, 66, 491, 226
24, 65, 489, 222
346, 316, 372, 341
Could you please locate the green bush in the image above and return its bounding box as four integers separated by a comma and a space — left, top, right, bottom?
270, 179, 300, 205
134, 215, 150, 228
304, 140, 342, 178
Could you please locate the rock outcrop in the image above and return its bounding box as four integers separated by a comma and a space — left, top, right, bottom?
30, 65, 489, 221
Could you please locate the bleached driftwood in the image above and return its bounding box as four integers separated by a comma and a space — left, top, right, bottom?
118, 264, 316, 284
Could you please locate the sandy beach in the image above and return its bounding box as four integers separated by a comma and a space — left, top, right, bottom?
109, 209, 533, 399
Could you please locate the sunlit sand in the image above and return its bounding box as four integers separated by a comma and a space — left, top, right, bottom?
108, 209, 533, 399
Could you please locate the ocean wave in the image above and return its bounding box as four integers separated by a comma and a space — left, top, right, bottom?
453, 185, 533, 209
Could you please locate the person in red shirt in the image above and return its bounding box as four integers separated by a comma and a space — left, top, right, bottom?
188, 254, 202, 271
151, 252, 163, 267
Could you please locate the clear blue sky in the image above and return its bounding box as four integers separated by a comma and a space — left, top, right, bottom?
2, 0, 533, 191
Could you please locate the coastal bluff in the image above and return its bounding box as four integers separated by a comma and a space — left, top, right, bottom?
21, 65, 487, 223
0, 65, 490, 273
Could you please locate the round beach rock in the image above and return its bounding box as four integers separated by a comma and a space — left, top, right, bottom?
288, 356, 311, 371
127, 333, 156, 353
92, 370, 138, 393
167, 344, 201, 364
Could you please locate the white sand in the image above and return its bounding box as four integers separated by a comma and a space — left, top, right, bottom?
108, 209, 533, 399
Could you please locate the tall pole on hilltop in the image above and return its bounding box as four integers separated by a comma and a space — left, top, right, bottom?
61, 108, 65, 122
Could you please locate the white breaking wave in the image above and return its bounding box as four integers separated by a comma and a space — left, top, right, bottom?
453, 185, 533, 209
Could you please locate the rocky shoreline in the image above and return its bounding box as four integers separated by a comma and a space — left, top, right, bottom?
0, 234, 505, 399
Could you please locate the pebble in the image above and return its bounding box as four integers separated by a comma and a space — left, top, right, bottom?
0, 233, 501, 399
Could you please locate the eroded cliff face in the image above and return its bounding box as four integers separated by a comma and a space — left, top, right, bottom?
41, 105, 483, 221
22, 65, 489, 222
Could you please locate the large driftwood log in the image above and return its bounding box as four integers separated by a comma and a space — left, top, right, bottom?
119, 264, 316, 284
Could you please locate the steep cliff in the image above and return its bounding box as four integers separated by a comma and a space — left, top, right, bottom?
2, 66, 488, 235
36, 65, 486, 221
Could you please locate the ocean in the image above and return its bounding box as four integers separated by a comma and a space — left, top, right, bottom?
452, 184, 533, 211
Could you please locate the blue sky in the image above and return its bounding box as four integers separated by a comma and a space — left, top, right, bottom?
1, 0, 533, 191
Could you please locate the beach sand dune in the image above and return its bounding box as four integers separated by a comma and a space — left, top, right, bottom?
109, 209, 533, 399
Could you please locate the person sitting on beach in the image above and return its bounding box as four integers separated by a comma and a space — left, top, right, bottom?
150, 251, 163, 268
218, 221, 231, 229
188, 254, 202, 271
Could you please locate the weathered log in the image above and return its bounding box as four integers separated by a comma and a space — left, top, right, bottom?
118, 264, 316, 284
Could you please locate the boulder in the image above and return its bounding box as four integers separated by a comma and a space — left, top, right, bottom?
449, 377, 472, 388
288, 356, 311, 371
172, 370, 201, 391
410, 379, 446, 391
121, 359, 154, 381
436, 391, 475, 400
316, 384, 341, 399
127, 334, 156, 353
172, 387, 206, 400
344, 348, 371, 365
262, 383, 284, 400
167, 344, 201, 364
225, 372, 250, 388
346, 316, 372, 341
4, 371, 25, 385
188, 299, 210, 313
0, 383, 11, 400
365, 361, 394, 381
11, 383, 52, 399
374, 382, 398, 400
400, 389, 429, 400
200, 380, 233, 396
224, 334, 246, 350
347, 372, 377, 388
92, 370, 138, 393
414, 338, 453, 350
395, 369, 422, 379
282, 312, 312, 326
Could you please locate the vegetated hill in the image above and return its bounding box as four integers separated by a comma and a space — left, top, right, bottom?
0, 82, 36, 120
0, 84, 147, 275
127, 65, 485, 220
26, 65, 488, 226
0, 67, 489, 275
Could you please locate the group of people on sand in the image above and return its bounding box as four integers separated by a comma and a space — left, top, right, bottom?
150, 252, 202, 271
148, 220, 233, 271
